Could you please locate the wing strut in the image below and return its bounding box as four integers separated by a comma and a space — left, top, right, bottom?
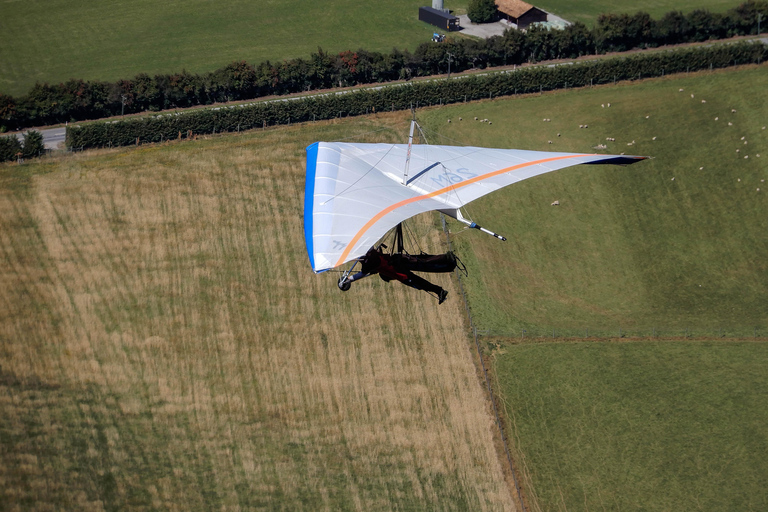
450, 210, 507, 241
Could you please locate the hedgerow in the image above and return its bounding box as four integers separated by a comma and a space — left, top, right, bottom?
65, 42, 767, 150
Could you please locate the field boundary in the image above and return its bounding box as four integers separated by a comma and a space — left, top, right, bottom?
441, 215, 528, 512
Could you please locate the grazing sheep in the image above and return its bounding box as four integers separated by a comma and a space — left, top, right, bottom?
602, 104, 605, 108
557, 133, 561, 137
731, 109, 737, 113
459, 117, 463, 121
701, 100, 706, 103
728, 122, 733, 126
741, 136, 745, 140
652, 137, 657, 140
700, 167, 704, 170
691, 94, 695, 98
745, 155, 749, 159
646, 115, 650, 119
548, 140, 553, 144
679, 88, 684, 92
447, 119, 451, 123
715, 117, 719, 121
671, 177, 675, 180
551, 200, 560, 206
474, 116, 478, 120
607, 103, 611, 107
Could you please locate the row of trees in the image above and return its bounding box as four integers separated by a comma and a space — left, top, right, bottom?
1, 1, 766, 132
66, 42, 767, 151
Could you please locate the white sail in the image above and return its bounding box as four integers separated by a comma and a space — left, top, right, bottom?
304, 141, 645, 273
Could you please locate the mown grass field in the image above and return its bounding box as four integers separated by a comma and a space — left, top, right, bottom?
0, 118, 516, 510
415, 65, 767, 510
420, 64, 768, 337
0, 0, 470, 97
494, 341, 768, 511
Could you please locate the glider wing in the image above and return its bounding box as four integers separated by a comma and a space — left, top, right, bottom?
304, 141, 645, 273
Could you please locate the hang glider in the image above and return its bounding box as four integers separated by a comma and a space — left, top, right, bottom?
304, 125, 646, 275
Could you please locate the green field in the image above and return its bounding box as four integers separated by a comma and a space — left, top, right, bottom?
0, 0, 752, 98
419, 65, 768, 337
494, 341, 768, 511
0, 0, 469, 97
1, 66, 767, 510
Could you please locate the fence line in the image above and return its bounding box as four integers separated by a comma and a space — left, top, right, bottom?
441, 215, 527, 512
474, 327, 765, 340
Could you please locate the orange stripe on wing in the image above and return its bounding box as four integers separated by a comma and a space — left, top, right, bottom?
333, 153, 588, 268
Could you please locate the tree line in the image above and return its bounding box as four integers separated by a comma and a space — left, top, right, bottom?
1, 1, 766, 132
65, 42, 767, 151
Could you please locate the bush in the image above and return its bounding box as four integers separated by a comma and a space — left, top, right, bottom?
0, 134, 22, 162
468, 0, 498, 23
22, 131, 45, 158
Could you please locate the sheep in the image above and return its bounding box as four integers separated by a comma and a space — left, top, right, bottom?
691, 94, 695, 98
548, 140, 553, 144
701, 100, 706, 103
728, 122, 733, 126
652, 137, 657, 141
645, 115, 650, 119
679, 88, 684, 92
459, 117, 463, 121
447, 119, 451, 123
474, 116, 478, 120
551, 200, 560, 206
715, 117, 719, 121
731, 109, 737, 113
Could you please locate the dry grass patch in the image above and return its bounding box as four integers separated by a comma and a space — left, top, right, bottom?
0, 117, 515, 510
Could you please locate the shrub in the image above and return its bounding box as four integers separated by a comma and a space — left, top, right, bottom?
22, 131, 45, 158
0, 134, 22, 162
468, 0, 498, 23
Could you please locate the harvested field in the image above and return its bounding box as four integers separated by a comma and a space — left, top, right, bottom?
0, 117, 515, 510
